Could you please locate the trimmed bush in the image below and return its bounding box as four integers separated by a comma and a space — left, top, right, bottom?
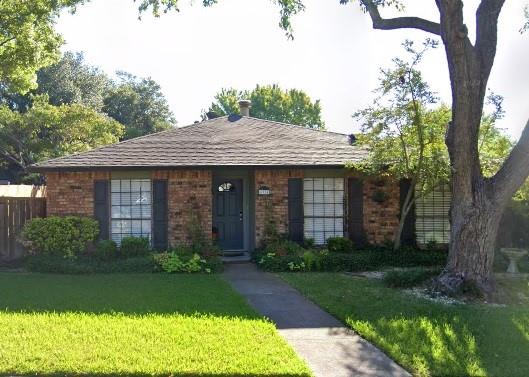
94, 240, 118, 261
152, 251, 222, 273
327, 237, 354, 253
24, 254, 156, 274
383, 268, 441, 288
21, 216, 99, 257
119, 236, 150, 257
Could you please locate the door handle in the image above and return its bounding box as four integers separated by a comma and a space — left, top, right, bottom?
239, 210, 243, 221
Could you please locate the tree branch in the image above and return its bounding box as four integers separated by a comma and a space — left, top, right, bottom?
0, 36, 15, 48
361, 0, 441, 36
475, 0, 505, 77
492, 119, 529, 203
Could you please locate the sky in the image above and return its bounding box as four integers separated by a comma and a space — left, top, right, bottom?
56, 0, 528, 139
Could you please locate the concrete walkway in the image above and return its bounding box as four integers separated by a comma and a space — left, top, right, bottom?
223, 263, 410, 377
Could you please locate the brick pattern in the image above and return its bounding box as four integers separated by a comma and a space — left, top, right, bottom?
362, 178, 400, 244
46, 171, 110, 217
152, 170, 212, 247
254, 169, 304, 246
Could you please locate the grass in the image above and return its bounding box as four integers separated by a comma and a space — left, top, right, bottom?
0, 273, 311, 376
281, 272, 529, 377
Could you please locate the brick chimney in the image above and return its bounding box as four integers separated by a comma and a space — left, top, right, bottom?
238, 100, 251, 117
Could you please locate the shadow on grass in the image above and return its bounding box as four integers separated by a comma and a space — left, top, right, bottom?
281, 273, 529, 377
0, 272, 258, 318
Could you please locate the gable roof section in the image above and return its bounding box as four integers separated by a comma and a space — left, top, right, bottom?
32, 116, 369, 170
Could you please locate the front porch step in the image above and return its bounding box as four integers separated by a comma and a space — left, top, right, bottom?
221, 252, 251, 264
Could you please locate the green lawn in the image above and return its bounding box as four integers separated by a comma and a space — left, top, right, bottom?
281, 273, 529, 377
0, 273, 311, 376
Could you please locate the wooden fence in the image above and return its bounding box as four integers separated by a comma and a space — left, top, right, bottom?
0, 186, 46, 262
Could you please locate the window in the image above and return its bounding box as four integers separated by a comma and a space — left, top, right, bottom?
111, 179, 152, 244
218, 182, 235, 192
415, 185, 451, 245
303, 178, 344, 245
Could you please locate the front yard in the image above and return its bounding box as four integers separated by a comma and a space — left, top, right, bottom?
0, 273, 311, 376
281, 273, 529, 377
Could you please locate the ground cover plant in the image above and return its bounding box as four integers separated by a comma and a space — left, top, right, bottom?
255, 238, 447, 272
0, 273, 311, 376
281, 272, 529, 377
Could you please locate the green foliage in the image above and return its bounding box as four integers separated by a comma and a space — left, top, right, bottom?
257, 242, 447, 272
36, 51, 112, 111
94, 240, 119, 261
21, 216, 99, 257
261, 198, 281, 247
383, 268, 441, 288
119, 236, 151, 257
153, 252, 209, 273
103, 72, 175, 139
0, 1, 84, 94
0, 95, 123, 182
204, 84, 325, 129
326, 237, 354, 253
24, 254, 156, 274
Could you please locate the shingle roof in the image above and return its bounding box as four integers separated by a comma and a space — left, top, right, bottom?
32, 116, 369, 170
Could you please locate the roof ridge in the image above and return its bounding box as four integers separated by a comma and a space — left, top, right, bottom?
242, 116, 351, 137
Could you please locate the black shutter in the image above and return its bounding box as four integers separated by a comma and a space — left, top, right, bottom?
348, 178, 365, 246
94, 180, 109, 240
152, 180, 168, 250
288, 178, 304, 243
399, 178, 416, 246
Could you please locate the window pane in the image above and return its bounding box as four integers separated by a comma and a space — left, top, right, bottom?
303, 178, 313, 191
142, 220, 151, 234
304, 190, 313, 203
131, 220, 142, 234
323, 178, 335, 191
111, 180, 121, 193
313, 178, 324, 190
121, 180, 131, 191
141, 180, 151, 192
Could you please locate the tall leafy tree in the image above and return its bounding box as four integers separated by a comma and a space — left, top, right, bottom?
0, 95, 123, 183
36, 51, 112, 111
103, 72, 176, 140
355, 39, 512, 251
205, 84, 325, 130
0, 0, 84, 94
135, 0, 529, 295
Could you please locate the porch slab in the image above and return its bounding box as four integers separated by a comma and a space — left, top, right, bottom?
223, 263, 410, 377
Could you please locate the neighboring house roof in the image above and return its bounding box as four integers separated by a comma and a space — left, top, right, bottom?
32, 115, 369, 171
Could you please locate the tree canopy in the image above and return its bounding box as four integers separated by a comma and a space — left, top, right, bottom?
0, 95, 123, 183
205, 84, 325, 129
36, 51, 112, 111
0, 0, 84, 94
103, 72, 176, 140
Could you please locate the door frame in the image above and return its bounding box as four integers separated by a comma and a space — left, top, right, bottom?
212, 169, 253, 251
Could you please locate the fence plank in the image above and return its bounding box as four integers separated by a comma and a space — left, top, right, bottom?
0, 197, 46, 262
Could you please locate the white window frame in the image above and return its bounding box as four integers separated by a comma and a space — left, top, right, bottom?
303, 177, 345, 245
110, 179, 152, 244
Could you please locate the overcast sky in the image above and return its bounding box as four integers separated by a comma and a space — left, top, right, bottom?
56, 0, 528, 139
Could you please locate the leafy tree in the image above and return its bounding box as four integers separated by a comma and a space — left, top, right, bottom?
135, 0, 529, 295
0, 95, 123, 183
355, 39, 512, 251
205, 84, 325, 129
0, 0, 83, 94
103, 72, 176, 140
36, 51, 112, 111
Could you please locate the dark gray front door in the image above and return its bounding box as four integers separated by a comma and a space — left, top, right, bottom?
213, 179, 243, 250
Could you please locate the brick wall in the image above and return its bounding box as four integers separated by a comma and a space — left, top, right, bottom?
361, 178, 400, 244
152, 170, 212, 247
46, 171, 110, 216
254, 169, 304, 246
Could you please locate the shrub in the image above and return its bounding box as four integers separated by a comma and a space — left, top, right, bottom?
327, 237, 354, 253
264, 240, 304, 256
21, 216, 99, 257
94, 240, 118, 261
119, 236, 151, 257
303, 251, 317, 271
152, 251, 218, 273
383, 268, 441, 288
24, 254, 156, 274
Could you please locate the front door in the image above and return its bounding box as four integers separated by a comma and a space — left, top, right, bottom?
213, 178, 244, 250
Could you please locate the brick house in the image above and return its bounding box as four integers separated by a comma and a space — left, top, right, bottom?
32, 102, 424, 252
